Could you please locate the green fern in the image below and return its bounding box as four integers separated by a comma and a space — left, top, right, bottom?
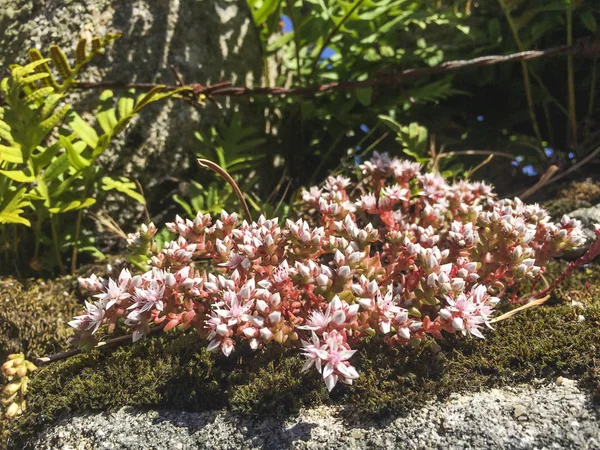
195, 112, 266, 174
27, 34, 120, 93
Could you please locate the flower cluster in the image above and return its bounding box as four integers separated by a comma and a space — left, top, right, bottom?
71, 151, 589, 391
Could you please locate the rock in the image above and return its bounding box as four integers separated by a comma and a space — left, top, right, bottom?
351, 430, 363, 439
568, 204, 600, 242
29, 381, 600, 450
513, 404, 527, 419
557, 203, 600, 259
0, 0, 264, 223
556, 376, 575, 387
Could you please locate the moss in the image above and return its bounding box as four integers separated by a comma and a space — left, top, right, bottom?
2, 260, 600, 448
0, 277, 80, 363
543, 179, 600, 219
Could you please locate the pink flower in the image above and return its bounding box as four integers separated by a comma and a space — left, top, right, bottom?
440, 285, 499, 338
131, 283, 165, 312
93, 268, 132, 307
68, 299, 110, 334
215, 294, 254, 327
301, 331, 359, 391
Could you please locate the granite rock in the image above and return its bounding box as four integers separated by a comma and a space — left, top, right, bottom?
30, 380, 600, 450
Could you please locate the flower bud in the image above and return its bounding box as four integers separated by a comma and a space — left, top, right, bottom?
5, 402, 20, 418
338, 266, 351, 279
243, 327, 257, 338
332, 310, 346, 326
397, 327, 411, 340
256, 299, 269, 313
268, 311, 281, 324
3, 382, 20, 396
260, 327, 273, 341
16, 366, 27, 378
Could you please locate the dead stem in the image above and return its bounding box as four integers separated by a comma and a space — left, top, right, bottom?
197, 159, 252, 223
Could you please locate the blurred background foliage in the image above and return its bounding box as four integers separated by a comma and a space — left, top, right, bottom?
242, 0, 599, 193
0, 0, 599, 276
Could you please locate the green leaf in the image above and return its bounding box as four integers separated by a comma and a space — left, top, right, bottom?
101, 176, 146, 205
31, 141, 61, 171
378, 114, 402, 132
356, 87, 372, 106
0, 169, 35, 183
173, 194, 195, 217
581, 11, 597, 33
42, 153, 70, 183
97, 90, 118, 134
118, 93, 135, 120
78, 246, 106, 260
0, 187, 31, 226
48, 197, 96, 214
70, 113, 99, 148
250, 0, 280, 25
0, 144, 24, 164
38, 104, 71, 138
60, 136, 90, 171
50, 45, 74, 79
267, 31, 295, 52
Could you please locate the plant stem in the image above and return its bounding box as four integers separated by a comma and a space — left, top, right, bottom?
197, 159, 252, 223
498, 0, 544, 153
358, 131, 390, 158
67, 43, 590, 99
286, 0, 303, 87
583, 57, 597, 140
50, 214, 65, 274
71, 209, 83, 276
308, 0, 366, 80
566, 1, 577, 150
35, 324, 166, 365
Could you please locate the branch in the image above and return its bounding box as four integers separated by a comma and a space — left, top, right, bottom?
70, 40, 599, 99
35, 324, 165, 366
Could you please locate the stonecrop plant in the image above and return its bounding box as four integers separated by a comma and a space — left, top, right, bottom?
71, 151, 594, 391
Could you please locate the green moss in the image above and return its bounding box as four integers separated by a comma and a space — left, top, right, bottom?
3, 261, 600, 448
0, 277, 80, 363
543, 179, 600, 219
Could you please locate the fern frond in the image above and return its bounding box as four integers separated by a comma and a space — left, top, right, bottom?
27, 33, 120, 93
0, 187, 31, 226
49, 46, 74, 79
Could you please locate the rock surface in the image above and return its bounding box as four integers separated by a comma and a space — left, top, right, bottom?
0, 0, 264, 221
32, 379, 599, 449
569, 203, 600, 242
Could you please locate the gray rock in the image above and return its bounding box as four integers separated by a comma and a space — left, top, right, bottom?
0, 0, 264, 222
513, 404, 527, 419
31, 381, 600, 449
568, 204, 600, 242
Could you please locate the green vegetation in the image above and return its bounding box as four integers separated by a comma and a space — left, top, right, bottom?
0, 37, 185, 275
245, 0, 599, 190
